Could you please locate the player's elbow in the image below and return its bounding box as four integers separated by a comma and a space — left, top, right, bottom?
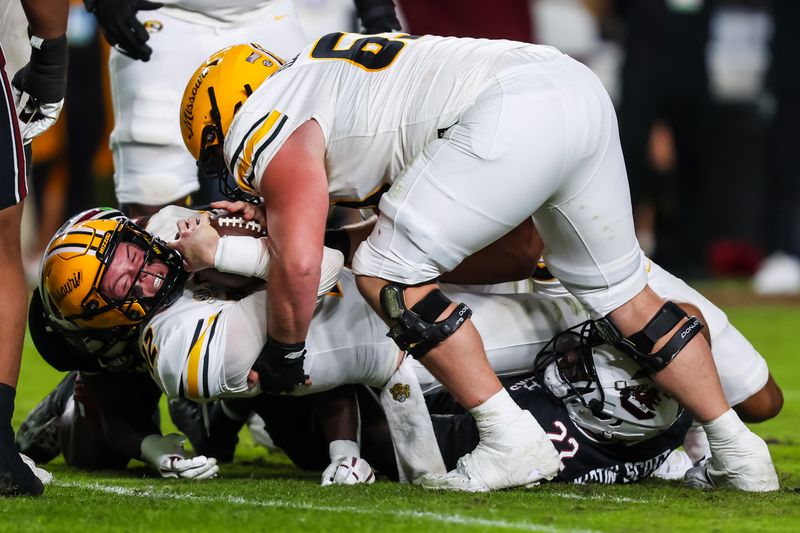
283, 255, 322, 284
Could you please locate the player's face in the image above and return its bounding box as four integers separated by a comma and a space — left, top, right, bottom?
100, 241, 170, 300
555, 345, 590, 383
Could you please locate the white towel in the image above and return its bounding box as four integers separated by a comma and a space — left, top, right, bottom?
380, 356, 446, 483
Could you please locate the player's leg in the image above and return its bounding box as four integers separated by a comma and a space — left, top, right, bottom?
353, 61, 592, 490
0, 51, 43, 496
109, 13, 216, 214
16, 372, 77, 464
735, 375, 783, 423
168, 397, 252, 463
644, 259, 784, 468
59, 373, 130, 470
530, 59, 777, 491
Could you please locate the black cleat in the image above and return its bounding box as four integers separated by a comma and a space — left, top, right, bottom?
15, 372, 76, 464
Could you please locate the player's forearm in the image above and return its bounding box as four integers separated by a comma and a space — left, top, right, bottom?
266, 255, 322, 343
20, 0, 68, 38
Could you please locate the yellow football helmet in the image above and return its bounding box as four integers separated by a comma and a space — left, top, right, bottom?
180, 43, 283, 159
40, 208, 188, 331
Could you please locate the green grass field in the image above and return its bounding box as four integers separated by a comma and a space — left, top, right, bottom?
2, 298, 800, 532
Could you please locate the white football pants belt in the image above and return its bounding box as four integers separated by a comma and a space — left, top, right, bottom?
380, 356, 446, 483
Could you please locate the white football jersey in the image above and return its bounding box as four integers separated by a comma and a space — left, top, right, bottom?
143, 270, 400, 401
226, 32, 562, 205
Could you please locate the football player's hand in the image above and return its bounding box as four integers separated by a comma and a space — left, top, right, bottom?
355, 0, 401, 33
169, 213, 219, 272
84, 0, 163, 61
211, 201, 267, 227
251, 338, 311, 394
141, 434, 219, 480
11, 35, 67, 144
321, 456, 376, 486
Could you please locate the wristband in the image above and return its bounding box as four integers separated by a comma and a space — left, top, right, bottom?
264, 337, 306, 363
26, 33, 68, 103
214, 236, 270, 279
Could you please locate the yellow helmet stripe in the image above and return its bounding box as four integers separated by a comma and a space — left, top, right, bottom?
185, 313, 219, 399
43, 229, 106, 262
236, 110, 283, 185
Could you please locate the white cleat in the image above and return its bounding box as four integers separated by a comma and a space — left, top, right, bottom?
652, 450, 694, 481
684, 429, 779, 492
420, 410, 561, 492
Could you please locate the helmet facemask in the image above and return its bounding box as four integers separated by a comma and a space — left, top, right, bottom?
536, 319, 682, 442
537, 320, 607, 416
197, 85, 263, 205
89, 220, 188, 323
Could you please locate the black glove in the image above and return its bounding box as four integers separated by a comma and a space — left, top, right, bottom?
354, 0, 401, 33
84, 0, 163, 61
11, 33, 68, 144
0, 384, 44, 496
252, 338, 308, 394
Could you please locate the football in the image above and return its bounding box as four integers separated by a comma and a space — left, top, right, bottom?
209, 212, 267, 239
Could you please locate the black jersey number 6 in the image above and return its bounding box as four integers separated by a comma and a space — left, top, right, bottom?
310, 32, 412, 71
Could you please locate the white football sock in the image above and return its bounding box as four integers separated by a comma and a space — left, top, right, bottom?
703, 408, 746, 448
329, 439, 360, 461
470, 388, 524, 437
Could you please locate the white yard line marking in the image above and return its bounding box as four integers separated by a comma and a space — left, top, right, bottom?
55, 481, 598, 533
550, 491, 649, 504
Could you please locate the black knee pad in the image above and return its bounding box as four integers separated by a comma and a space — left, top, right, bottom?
594, 301, 704, 374
379, 283, 472, 359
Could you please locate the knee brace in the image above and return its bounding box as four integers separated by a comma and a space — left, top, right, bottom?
379, 283, 472, 359
594, 301, 704, 374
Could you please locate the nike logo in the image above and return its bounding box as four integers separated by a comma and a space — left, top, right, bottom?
274, 14, 288, 21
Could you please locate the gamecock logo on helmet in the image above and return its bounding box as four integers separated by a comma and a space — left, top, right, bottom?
620, 384, 662, 420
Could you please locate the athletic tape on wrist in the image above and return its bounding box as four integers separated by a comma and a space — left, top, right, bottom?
214, 236, 269, 278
